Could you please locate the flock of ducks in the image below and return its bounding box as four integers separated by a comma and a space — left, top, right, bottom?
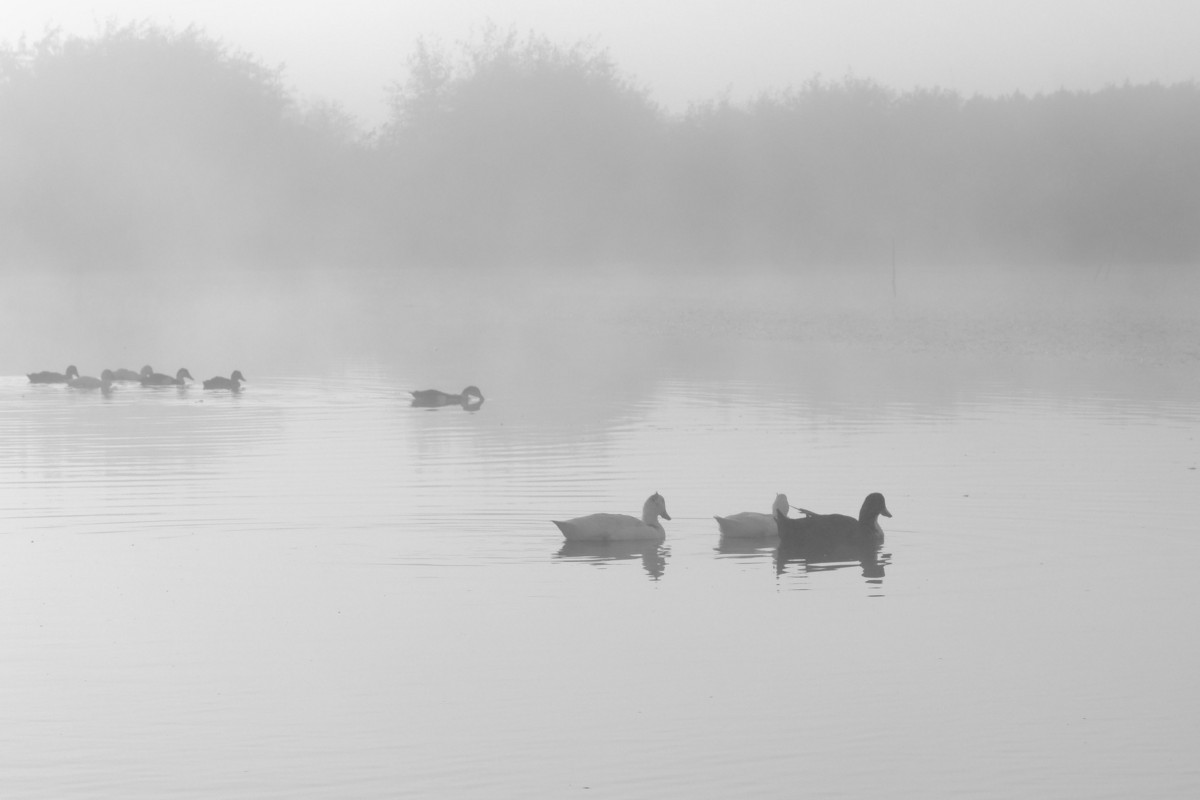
555, 491, 892, 547
26, 365, 246, 392
28, 370, 887, 557
406, 385, 893, 554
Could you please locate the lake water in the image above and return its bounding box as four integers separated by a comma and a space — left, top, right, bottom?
1, 266, 1199, 798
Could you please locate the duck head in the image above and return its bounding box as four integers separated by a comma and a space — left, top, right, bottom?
772, 493, 789, 516
644, 492, 671, 522
176, 368, 194, 382
859, 493, 892, 524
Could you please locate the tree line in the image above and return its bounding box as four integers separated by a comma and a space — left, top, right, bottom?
2, 22, 1197, 271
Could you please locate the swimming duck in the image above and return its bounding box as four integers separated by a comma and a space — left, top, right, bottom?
553, 493, 671, 542
27, 365, 80, 383
714, 493, 792, 538
202, 370, 245, 390
106, 365, 153, 381
411, 386, 484, 408
141, 368, 194, 386
68, 374, 113, 392
775, 492, 892, 542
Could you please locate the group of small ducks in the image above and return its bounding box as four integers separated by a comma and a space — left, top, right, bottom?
554, 491, 892, 545
31, 367, 888, 553
27, 365, 246, 392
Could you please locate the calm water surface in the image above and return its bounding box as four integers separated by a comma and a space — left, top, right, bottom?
1, 280, 1199, 799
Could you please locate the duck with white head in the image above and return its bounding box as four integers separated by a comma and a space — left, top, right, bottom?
553, 493, 671, 542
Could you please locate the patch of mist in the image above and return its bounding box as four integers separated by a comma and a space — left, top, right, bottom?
5, 260, 1196, 413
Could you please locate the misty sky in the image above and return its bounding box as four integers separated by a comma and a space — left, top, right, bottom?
4, 0, 1199, 127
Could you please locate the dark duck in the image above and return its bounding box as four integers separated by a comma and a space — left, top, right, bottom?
775, 493, 892, 579
411, 385, 484, 408
203, 371, 246, 390
141, 367, 194, 386
775, 492, 892, 543
106, 365, 153, 381
28, 365, 79, 383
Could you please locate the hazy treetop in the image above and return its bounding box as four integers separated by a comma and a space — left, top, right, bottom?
3, 0, 1199, 128
2, 23, 1198, 271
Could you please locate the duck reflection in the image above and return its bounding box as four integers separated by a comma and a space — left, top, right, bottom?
773, 492, 892, 581
774, 536, 889, 581
715, 536, 777, 557
410, 385, 485, 411
556, 540, 668, 580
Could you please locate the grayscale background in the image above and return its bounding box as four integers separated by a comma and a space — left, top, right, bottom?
2, 2, 1199, 798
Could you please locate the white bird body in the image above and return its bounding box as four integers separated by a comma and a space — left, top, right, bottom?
714, 493, 790, 538
553, 493, 671, 542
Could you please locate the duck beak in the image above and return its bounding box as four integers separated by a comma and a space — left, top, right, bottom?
662, 511, 672, 520
881, 505, 892, 518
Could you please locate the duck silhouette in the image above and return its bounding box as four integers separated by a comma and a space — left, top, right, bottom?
203, 371, 245, 390
774, 493, 892, 580
141, 368, 193, 386
775, 492, 891, 543
27, 365, 79, 384
411, 386, 483, 408
553, 493, 671, 542
106, 365, 153, 381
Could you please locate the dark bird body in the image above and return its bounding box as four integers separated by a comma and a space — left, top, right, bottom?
141, 368, 193, 386
106, 365, 153, 381
28, 365, 79, 383
203, 370, 245, 390
775, 492, 892, 543
411, 385, 483, 408
775, 493, 892, 579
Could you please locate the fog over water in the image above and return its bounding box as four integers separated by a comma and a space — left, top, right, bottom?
4, 261, 1196, 392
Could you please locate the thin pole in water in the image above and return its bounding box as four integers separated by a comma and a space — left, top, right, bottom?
891, 238, 897, 299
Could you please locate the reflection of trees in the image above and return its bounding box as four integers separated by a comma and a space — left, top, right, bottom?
556, 540, 668, 580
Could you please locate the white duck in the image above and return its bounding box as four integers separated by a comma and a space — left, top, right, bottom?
553, 493, 671, 541
714, 493, 791, 538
